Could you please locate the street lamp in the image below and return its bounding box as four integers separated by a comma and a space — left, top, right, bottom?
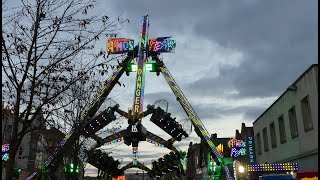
238, 165, 245, 173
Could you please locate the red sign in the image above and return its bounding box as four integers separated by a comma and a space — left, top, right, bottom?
112, 176, 125, 180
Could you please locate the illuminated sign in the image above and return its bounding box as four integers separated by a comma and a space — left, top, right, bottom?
228, 138, 246, 158
112, 176, 126, 180
133, 69, 144, 115
2, 144, 9, 161
107, 38, 134, 54
148, 37, 176, 53
216, 143, 223, 155
246, 136, 255, 164
246, 163, 299, 172
132, 15, 149, 117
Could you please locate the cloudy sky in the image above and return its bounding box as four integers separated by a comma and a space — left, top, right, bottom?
81, 0, 318, 177
3, 0, 317, 177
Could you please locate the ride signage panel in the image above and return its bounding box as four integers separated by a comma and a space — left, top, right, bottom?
148, 37, 176, 53
107, 38, 134, 54
228, 138, 246, 158
2, 144, 9, 161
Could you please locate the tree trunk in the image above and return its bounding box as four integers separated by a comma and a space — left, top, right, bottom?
5, 142, 18, 180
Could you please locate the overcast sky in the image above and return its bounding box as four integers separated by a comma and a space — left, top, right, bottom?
3, 0, 317, 177
72, 0, 319, 177
4, 0, 312, 176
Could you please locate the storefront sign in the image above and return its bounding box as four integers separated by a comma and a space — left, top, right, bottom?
246, 136, 255, 164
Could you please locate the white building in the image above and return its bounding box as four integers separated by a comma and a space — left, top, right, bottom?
2, 112, 43, 169
1, 110, 74, 179
2, 110, 45, 179
253, 64, 318, 172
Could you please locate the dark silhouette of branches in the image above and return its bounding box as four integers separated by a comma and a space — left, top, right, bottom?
2, 0, 129, 179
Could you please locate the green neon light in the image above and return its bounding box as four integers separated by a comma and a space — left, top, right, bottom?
131, 64, 138, 72
146, 63, 153, 71
70, 163, 74, 173
127, 63, 157, 72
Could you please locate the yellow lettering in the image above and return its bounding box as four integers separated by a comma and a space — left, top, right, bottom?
138, 69, 142, 75
137, 76, 141, 89
136, 89, 140, 97
149, 39, 156, 50
137, 81, 141, 89
134, 105, 139, 112
135, 97, 140, 104
107, 41, 114, 53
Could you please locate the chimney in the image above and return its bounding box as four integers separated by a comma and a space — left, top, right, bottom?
241, 123, 246, 133
211, 133, 217, 139
235, 130, 240, 139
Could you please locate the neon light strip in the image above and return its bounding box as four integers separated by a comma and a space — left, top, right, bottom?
233, 161, 237, 180
132, 15, 149, 116
131, 15, 149, 165
132, 147, 138, 165
81, 67, 123, 121
246, 163, 299, 172
27, 66, 126, 179
160, 65, 233, 180
146, 138, 165, 147
103, 137, 124, 145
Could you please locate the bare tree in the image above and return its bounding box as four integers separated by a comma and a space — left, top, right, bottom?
1, 0, 128, 179
48, 68, 106, 179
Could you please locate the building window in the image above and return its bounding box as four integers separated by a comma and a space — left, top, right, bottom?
256, 133, 262, 155
278, 115, 287, 144
195, 156, 198, 166
288, 106, 299, 138
28, 160, 35, 169
3, 125, 13, 142
301, 95, 313, 132
263, 127, 269, 152
270, 122, 277, 148
18, 147, 23, 159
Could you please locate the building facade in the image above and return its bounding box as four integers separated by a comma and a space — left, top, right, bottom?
234, 123, 255, 165
2, 109, 44, 179
252, 64, 318, 172
1, 107, 82, 179
186, 142, 203, 180
186, 134, 235, 179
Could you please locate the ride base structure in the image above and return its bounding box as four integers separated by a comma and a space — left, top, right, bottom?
26, 15, 233, 180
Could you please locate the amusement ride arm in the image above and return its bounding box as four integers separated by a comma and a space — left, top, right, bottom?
157, 58, 233, 180
26, 56, 133, 180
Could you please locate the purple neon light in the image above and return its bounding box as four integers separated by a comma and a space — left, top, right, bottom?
246, 163, 299, 172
